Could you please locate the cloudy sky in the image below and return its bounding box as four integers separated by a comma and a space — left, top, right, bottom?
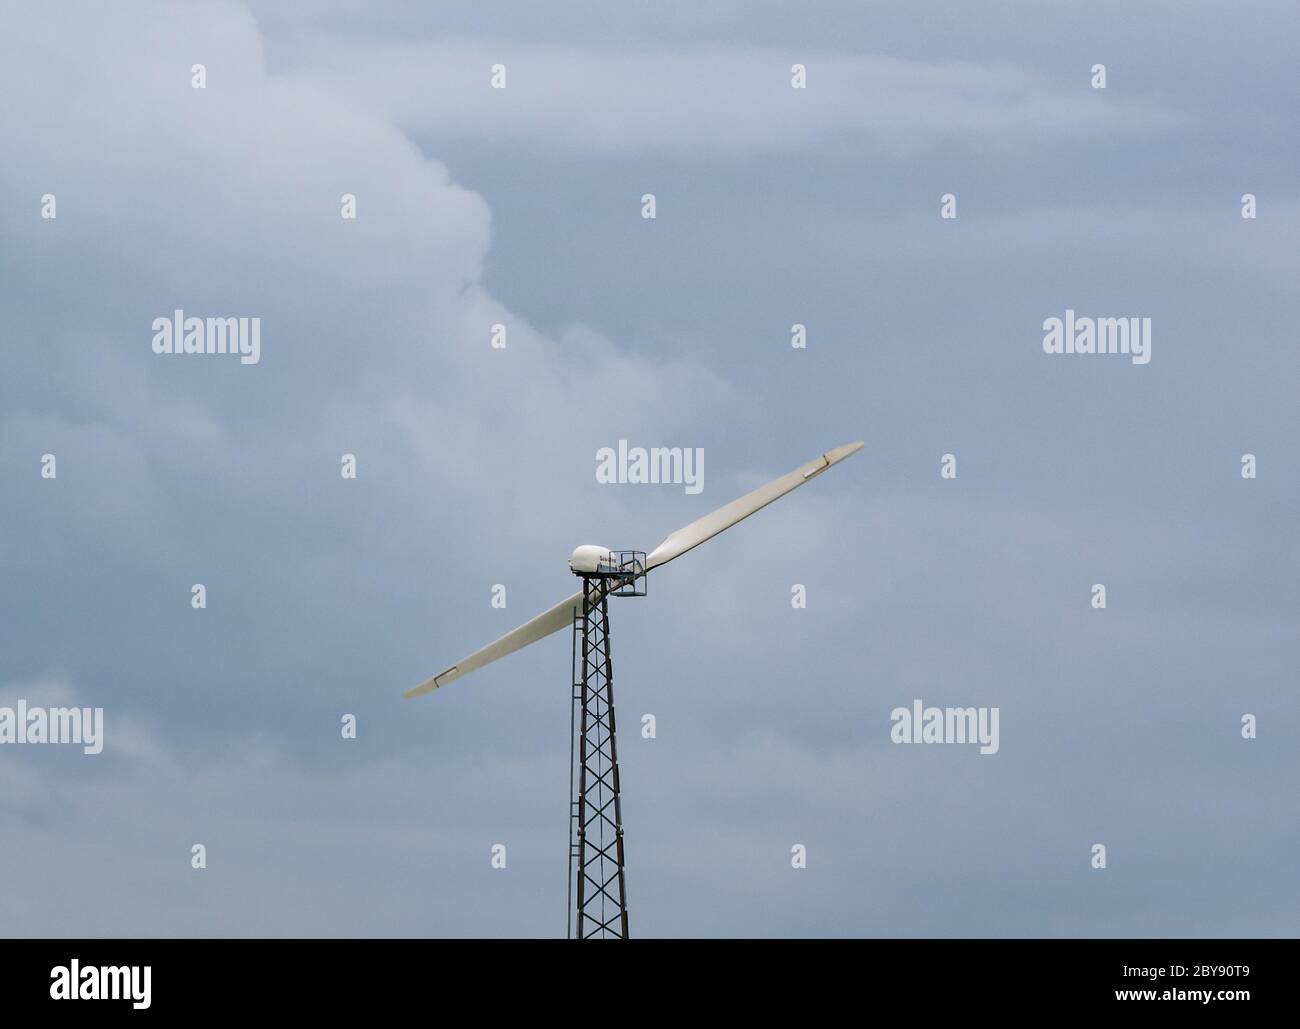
0, 0, 1296, 937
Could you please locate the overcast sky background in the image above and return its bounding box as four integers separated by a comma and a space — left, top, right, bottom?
1, 0, 1296, 937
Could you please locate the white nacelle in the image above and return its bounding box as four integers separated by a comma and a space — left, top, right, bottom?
568, 545, 617, 575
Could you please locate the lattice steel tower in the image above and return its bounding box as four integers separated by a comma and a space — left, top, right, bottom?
567, 553, 644, 939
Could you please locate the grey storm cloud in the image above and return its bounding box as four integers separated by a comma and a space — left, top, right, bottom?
0, 0, 1296, 936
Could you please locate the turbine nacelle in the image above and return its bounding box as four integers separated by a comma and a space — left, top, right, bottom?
568, 547, 646, 588
568, 545, 618, 575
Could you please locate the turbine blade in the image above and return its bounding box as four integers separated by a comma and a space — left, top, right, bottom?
403, 588, 584, 698
406, 441, 862, 698
645, 440, 863, 570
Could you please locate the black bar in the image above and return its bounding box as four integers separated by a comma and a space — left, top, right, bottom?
0, 939, 1283, 1014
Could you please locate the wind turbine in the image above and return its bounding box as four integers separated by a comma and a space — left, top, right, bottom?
405, 441, 863, 938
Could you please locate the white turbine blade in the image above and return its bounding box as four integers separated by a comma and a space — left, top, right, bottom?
406, 441, 862, 698
645, 441, 863, 570
403, 589, 583, 698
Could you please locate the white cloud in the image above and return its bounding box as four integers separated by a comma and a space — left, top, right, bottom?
0, 0, 740, 560
287, 36, 1181, 151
